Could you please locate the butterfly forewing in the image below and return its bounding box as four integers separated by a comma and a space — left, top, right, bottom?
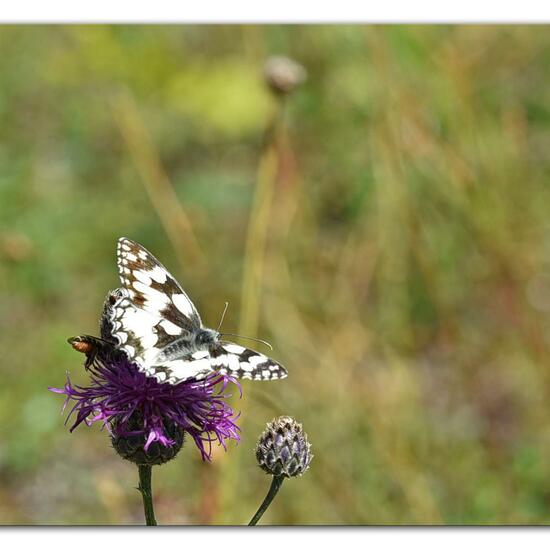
117, 238, 202, 331
109, 238, 201, 373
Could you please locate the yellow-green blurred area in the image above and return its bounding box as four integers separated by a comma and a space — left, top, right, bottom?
1, 24, 550, 525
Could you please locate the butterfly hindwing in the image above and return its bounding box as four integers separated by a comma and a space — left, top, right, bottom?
108, 292, 172, 371
145, 350, 219, 384
209, 343, 288, 381
146, 344, 287, 385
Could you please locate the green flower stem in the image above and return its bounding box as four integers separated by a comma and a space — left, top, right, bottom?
138, 464, 157, 526
248, 475, 285, 526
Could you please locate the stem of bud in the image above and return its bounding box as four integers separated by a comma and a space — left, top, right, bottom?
248, 475, 284, 526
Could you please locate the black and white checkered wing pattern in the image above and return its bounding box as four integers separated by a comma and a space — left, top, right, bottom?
108, 238, 202, 374
137, 343, 287, 385
209, 343, 288, 381
117, 238, 201, 330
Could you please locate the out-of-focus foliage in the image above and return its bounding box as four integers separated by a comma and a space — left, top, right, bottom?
1, 25, 550, 525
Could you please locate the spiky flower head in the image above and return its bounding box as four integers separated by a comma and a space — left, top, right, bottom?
256, 416, 312, 478
264, 56, 306, 96
49, 291, 241, 464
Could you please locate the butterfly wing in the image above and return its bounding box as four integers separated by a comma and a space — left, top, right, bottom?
106, 238, 203, 374
209, 343, 288, 381
147, 343, 287, 384
143, 349, 219, 384
117, 237, 201, 331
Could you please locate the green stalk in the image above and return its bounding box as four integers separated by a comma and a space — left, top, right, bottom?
138, 464, 157, 526
216, 101, 285, 525
248, 475, 285, 526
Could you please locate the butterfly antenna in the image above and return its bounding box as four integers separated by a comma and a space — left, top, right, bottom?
220, 333, 274, 351
216, 302, 229, 333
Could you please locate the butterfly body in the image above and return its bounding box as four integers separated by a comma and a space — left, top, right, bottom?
104, 238, 288, 385
154, 328, 218, 361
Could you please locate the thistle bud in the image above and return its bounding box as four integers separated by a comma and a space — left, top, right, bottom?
264, 56, 306, 96
111, 412, 185, 466
256, 416, 312, 478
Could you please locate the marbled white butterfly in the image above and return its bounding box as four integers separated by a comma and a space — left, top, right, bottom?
102, 237, 287, 385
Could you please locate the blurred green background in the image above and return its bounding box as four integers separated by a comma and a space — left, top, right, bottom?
1, 25, 550, 525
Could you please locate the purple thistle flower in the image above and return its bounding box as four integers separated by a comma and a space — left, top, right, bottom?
50, 341, 241, 463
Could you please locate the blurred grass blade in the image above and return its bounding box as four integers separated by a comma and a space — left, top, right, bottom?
238, 142, 279, 338
113, 91, 205, 271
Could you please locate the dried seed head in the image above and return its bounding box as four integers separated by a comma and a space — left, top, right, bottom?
264, 56, 306, 96
256, 416, 312, 478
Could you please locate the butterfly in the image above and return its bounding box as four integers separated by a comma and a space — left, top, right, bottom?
101, 237, 288, 385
